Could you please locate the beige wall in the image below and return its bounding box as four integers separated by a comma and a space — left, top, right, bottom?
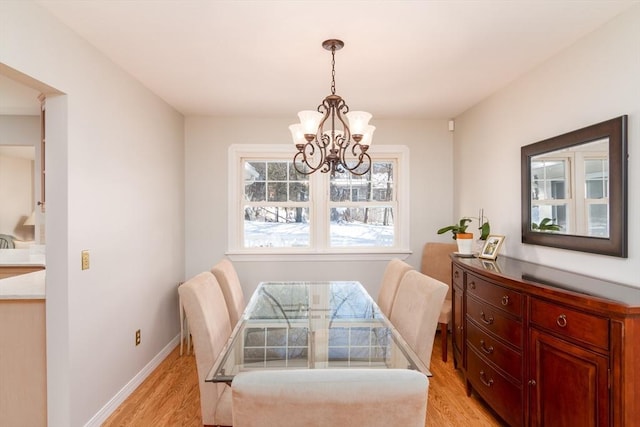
454, 4, 640, 286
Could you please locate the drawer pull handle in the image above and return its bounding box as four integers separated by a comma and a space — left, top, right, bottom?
501, 295, 510, 306
479, 340, 494, 354
469, 281, 476, 289
479, 371, 494, 388
528, 379, 537, 387
454, 271, 460, 278
480, 311, 494, 325
556, 314, 567, 328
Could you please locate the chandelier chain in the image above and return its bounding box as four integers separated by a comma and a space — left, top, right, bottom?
330, 45, 336, 95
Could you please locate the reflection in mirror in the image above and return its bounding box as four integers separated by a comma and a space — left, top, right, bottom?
0, 146, 36, 247
531, 138, 609, 238
522, 116, 627, 257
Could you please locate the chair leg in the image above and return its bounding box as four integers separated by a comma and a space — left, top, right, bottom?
440, 322, 447, 363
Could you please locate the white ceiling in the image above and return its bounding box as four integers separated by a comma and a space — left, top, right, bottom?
4, 1, 638, 119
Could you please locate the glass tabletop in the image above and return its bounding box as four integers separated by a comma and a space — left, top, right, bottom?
206, 281, 430, 384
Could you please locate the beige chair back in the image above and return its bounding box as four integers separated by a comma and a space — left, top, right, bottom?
178, 272, 233, 426
377, 258, 413, 319
231, 368, 429, 427
212, 258, 246, 327
420, 242, 457, 299
390, 270, 448, 370
420, 242, 457, 362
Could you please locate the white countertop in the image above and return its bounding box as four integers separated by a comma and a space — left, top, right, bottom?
0, 248, 46, 267
0, 248, 46, 299
0, 269, 46, 299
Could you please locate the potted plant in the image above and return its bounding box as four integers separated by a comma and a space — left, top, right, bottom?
532, 217, 561, 232
437, 216, 491, 254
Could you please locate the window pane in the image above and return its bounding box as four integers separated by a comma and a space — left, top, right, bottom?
244, 182, 265, 202
585, 180, 604, 199
246, 162, 266, 180
244, 208, 310, 248
585, 159, 607, 199
289, 182, 309, 202
532, 204, 567, 232
330, 161, 394, 202
531, 160, 566, 200
289, 163, 310, 181
267, 162, 288, 181
267, 182, 287, 202
330, 207, 394, 247
588, 204, 608, 237
372, 162, 394, 201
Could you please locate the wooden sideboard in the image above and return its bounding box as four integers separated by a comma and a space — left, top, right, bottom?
451, 255, 640, 426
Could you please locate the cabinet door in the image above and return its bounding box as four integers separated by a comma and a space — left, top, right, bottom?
529, 328, 609, 427
452, 284, 464, 369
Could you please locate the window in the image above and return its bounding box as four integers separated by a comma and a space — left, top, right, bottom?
530, 140, 608, 237
531, 157, 570, 232
228, 145, 409, 259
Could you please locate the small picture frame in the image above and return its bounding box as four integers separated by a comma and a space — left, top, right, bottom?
479, 235, 505, 260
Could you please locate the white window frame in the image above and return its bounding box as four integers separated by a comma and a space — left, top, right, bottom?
227, 144, 410, 261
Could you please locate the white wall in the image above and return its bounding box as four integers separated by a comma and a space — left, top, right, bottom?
1, 3, 185, 426
454, 4, 640, 286
185, 117, 454, 298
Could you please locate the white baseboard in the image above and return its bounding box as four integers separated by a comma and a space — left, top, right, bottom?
84, 335, 180, 427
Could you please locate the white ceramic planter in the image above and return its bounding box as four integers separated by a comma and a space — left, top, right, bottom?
456, 233, 474, 254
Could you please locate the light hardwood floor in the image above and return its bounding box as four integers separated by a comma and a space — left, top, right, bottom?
103, 332, 505, 426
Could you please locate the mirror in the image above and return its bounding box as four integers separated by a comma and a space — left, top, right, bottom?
0, 73, 42, 249
0, 146, 36, 246
521, 116, 627, 257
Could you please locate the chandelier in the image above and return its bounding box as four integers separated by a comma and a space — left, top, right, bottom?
289, 39, 375, 176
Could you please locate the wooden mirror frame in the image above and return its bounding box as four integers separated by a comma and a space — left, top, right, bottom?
521, 116, 628, 257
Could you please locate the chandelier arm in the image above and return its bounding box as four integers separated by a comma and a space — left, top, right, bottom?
333, 99, 351, 149
293, 141, 326, 175
339, 143, 372, 176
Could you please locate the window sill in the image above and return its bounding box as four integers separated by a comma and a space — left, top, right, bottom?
226, 250, 412, 263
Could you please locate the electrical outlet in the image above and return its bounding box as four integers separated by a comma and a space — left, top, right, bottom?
135, 329, 141, 346
81, 250, 90, 270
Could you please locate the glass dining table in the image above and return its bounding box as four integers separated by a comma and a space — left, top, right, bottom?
206, 281, 430, 384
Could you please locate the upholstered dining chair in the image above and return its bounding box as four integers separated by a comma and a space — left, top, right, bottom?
0, 234, 15, 249
211, 258, 246, 328
231, 368, 429, 427
377, 258, 413, 319
178, 272, 232, 427
390, 270, 449, 371
421, 242, 458, 362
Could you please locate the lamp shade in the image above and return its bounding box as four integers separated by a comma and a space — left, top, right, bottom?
346, 111, 372, 136
359, 125, 376, 147
289, 124, 307, 145
297, 111, 323, 135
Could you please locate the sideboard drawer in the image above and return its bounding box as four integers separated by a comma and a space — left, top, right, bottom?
467, 295, 523, 347
530, 298, 609, 351
466, 320, 522, 381
452, 265, 464, 289
467, 273, 523, 317
467, 347, 523, 427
